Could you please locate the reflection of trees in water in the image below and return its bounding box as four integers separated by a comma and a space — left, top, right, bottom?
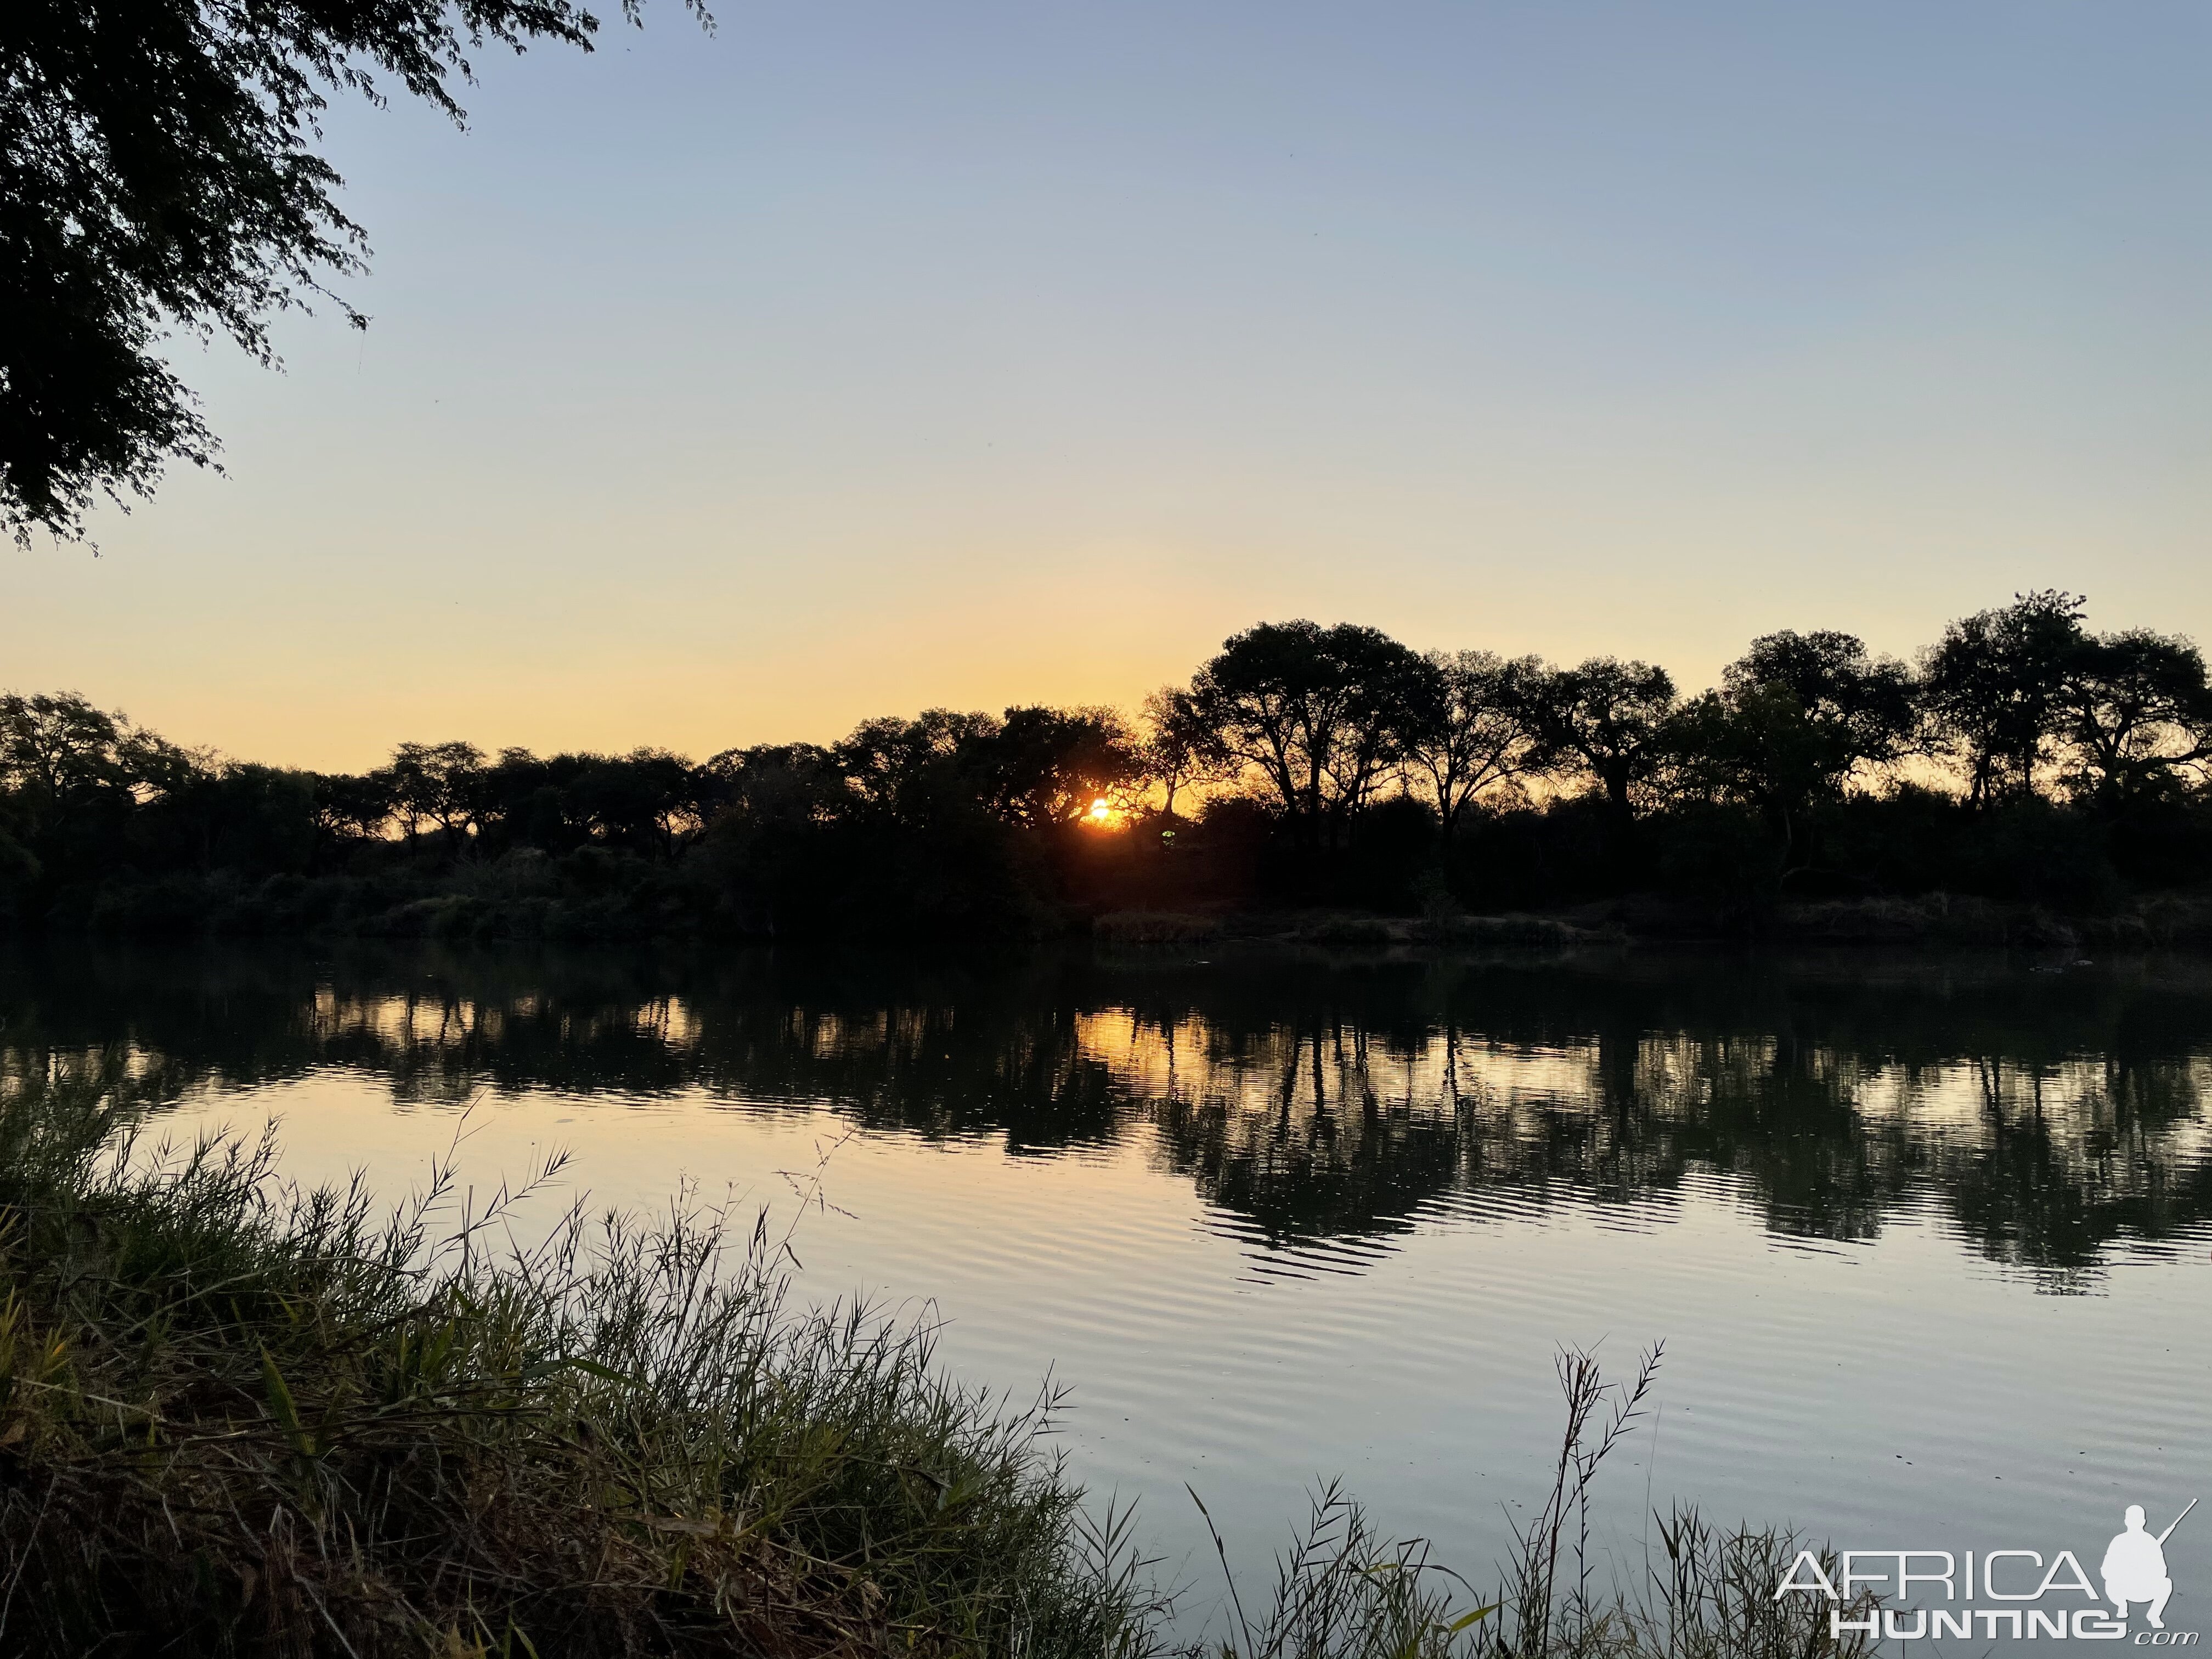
1129, 1024, 1892, 1250
1132, 1012, 2212, 1280
1938, 1056, 2212, 1287
1141, 1022, 1470, 1245
3, 943, 2209, 1284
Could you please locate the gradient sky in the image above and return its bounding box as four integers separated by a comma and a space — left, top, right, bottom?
10, 1, 2210, 770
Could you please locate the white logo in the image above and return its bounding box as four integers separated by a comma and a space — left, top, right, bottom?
1774, 1500, 2197, 1645
2107, 1502, 2192, 1630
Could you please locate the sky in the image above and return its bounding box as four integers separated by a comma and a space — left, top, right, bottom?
9, 1, 2211, 771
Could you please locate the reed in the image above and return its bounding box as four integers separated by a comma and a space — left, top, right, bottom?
1189, 1344, 1873, 1659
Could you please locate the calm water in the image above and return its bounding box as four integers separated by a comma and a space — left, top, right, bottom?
5, 941, 2210, 1636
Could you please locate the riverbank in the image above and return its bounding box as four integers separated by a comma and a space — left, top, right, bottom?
0, 1068, 1867, 1658
1098, 889, 2212, 951
16, 853, 2212, 955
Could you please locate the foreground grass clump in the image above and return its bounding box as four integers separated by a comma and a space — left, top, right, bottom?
0, 1065, 1158, 1658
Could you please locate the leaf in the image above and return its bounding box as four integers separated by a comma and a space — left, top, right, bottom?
517, 1356, 638, 1387
637, 1514, 721, 1536
260, 1347, 315, 1460
1446, 1603, 1499, 1633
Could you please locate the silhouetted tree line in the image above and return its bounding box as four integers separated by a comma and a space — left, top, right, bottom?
4, 590, 2211, 939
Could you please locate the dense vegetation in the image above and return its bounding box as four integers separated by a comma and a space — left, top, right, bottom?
4, 589, 2210, 941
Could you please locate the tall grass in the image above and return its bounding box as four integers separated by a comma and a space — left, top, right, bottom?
1, 1062, 1871, 1658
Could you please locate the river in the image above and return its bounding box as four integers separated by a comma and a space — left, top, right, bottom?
5, 940, 2207, 1638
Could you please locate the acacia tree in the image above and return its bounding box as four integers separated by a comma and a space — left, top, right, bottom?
1138, 686, 1228, 820
1918, 591, 2087, 806
1189, 622, 1438, 854
981, 706, 1143, 828
1522, 657, 1678, 840
0, 691, 216, 894
2, 0, 706, 544
0, 690, 202, 809
696, 742, 844, 829
0, 692, 133, 803
834, 710, 1001, 825
567, 748, 697, 856
1397, 651, 1550, 847
311, 770, 395, 847
1673, 630, 1915, 864
379, 740, 485, 843
2053, 630, 2212, 810
1725, 630, 1916, 755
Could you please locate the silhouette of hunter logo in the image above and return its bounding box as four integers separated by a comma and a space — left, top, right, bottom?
2104, 1499, 2194, 1628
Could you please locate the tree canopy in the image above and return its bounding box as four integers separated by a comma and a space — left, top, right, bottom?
1, 0, 703, 544
1520, 657, 1678, 831
1919, 590, 2088, 806
1189, 621, 1437, 852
